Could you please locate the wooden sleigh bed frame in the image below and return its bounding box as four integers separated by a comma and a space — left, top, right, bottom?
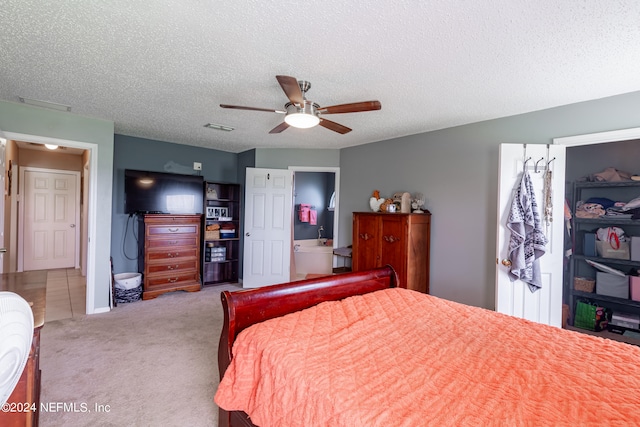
216, 265, 640, 426
217, 265, 398, 427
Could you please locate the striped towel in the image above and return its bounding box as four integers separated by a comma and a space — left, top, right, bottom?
507, 171, 547, 292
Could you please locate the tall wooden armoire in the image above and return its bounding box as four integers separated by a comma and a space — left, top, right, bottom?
352, 212, 431, 293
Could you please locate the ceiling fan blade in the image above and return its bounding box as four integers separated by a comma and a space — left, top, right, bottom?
318, 101, 381, 114
269, 122, 290, 134
276, 75, 304, 105
319, 118, 352, 134
220, 104, 285, 114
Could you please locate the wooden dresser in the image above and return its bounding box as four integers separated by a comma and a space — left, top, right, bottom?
352, 212, 431, 293
138, 214, 202, 300
0, 271, 46, 427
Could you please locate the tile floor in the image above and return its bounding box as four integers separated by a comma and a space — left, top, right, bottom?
44, 268, 86, 322
42, 269, 346, 322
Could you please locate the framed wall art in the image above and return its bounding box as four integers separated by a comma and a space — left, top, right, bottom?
206, 206, 229, 219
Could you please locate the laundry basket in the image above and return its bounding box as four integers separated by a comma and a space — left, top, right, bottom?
114, 273, 142, 303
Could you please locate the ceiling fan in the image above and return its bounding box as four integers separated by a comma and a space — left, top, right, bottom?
220, 75, 381, 134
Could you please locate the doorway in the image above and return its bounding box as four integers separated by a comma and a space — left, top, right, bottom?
1, 132, 99, 314
289, 166, 340, 278
554, 126, 640, 325
20, 167, 80, 271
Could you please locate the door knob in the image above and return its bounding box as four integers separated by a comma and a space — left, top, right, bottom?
245, 232, 251, 237
0, 248, 6, 253
70, 224, 76, 228
501, 259, 512, 267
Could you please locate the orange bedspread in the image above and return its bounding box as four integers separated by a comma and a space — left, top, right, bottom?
215, 288, 640, 426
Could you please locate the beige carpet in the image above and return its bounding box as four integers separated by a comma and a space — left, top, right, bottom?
39, 284, 240, 427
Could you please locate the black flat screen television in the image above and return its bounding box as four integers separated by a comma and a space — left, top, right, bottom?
124, 169, 204, 215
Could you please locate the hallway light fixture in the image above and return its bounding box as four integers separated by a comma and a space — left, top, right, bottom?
44, 144, 59, 150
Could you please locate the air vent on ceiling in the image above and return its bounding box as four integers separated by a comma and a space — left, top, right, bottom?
204, 123, 234, 132
18, 97, 71, 112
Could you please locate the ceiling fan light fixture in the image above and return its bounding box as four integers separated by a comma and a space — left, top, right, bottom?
221, 76, 379, 134
284, 101, 320, 129
285, 113, 320, 129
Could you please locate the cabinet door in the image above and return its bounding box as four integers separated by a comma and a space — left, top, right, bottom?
379, 215, 408, 286
353, 214, 380, 271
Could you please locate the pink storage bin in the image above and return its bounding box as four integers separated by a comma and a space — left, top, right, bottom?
631, 276, 640, 302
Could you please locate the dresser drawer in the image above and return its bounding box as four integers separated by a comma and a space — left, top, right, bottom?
147, 247, 198, 261
147, 237, 199, 249
147, 224, 198, 236
146, 259, 198, 274
146, 271, 200, 289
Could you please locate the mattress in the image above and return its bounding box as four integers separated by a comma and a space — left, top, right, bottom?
215, 288, 640, 426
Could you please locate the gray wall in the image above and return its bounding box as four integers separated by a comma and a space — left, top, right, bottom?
254, 148, 340, 168
111, 134, 238, 275
0, 100, 114, 312
340, 90, 640, 310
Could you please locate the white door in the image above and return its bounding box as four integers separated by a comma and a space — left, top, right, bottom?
495, 143, 566, 326
243, 167, 293, 288
23, 169, 79, 271
0, 139, 5, 273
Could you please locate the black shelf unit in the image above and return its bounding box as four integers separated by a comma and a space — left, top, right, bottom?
202, 182, 241, 286
567, 180, 640, 344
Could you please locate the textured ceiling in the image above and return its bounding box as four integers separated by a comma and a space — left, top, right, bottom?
1, 1, 640, 153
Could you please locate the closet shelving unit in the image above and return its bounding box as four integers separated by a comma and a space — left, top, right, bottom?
567, 180, 640, 345
202, 182, 241, 286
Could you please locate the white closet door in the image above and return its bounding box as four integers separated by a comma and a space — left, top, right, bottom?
495, 143, 566, 327
242, 168, 293, 288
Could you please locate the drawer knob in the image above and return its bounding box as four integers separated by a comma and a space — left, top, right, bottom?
168, 277, 178, 283
168, 227, 179, 232
167, 265, 179, 270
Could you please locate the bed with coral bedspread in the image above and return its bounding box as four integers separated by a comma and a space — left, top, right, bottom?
215, 266, 640, 427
